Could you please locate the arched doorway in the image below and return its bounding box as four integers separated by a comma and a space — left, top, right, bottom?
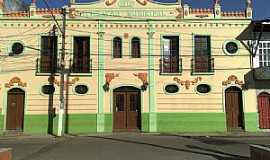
6, 88, 25, 131
258, 92, 270, 129
225, 86, 245, 132
113, 86, 141, 131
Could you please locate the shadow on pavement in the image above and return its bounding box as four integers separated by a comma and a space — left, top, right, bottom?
186, 145, 249, 160
182, 136, 245, 145
87, 136, 249, 160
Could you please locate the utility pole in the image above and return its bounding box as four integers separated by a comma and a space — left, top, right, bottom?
57, 7, 66, 137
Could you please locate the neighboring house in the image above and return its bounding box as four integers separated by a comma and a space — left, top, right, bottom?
245, 20, 270, 130
0, 0, 258, 135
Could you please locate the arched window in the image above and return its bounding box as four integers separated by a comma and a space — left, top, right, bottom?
131, 37, 140, 58
113, 37, 122, 58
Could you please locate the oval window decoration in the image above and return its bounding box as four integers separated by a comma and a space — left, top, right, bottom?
11, 42, 24, 55
42, 85, 55, 95
196, 84, 211, 94
225, 41, 238, 54
75, 85, 89, 95
165, 84, 179, 94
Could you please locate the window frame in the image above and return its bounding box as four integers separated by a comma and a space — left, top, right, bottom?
73, 83, 89, 96
39, 35, 58, 74
223, 40, 240, 56
130, 37, 141, 58
255, 41, 270, 68
195, 83, 212, 95
112, 36, 123, 58
72, 36, 91, 74
163, 83, 180, 95
40, 84, 56, 96
192, 33, 214, 75
160, 34, 182, 75
69, 34, 92, 77
8, 40, 25, 57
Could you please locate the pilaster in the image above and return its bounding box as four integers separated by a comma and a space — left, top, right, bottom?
97, 21, 105, 132
147, 22, 157, 132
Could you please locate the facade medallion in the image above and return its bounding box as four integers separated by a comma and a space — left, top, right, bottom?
173, 77, 202, 90
222, 75, 244, 86
5, 77, 27, 88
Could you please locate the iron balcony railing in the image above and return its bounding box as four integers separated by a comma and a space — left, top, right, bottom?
69, 58, 92, 74
191, 57, 215, 73
160, 57, 182, 74
36, 58, 59, 74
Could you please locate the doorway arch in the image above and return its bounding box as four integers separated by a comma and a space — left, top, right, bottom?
258, 92, 270, 129
6, 88, 25, 131
225, 86, 245, 132
113, 86, 141, 131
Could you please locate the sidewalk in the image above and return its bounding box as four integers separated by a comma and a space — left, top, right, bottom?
0, 131, 270, 139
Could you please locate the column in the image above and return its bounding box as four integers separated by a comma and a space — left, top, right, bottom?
147, 22, 157, 132
97, 21, 105, 132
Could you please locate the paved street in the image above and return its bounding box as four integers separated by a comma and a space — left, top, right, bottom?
0, 133, 270, 160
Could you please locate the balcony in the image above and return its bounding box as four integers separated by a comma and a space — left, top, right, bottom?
36, 58, 58, 74
191, 58, 214, 74
160, 57, 182, 75
69, 58, 92, 75
253, 66, 270, 80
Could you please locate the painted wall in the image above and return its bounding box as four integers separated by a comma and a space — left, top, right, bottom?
0, 0, 260, 134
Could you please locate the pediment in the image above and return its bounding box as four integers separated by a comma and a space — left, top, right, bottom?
70, 0, 180, 20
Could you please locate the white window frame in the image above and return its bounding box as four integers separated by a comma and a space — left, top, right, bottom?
254, 41, 270, 68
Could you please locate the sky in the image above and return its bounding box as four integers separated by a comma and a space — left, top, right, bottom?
21, 0, 270, 20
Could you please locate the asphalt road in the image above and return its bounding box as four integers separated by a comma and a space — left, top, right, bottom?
0, 133, 270, 160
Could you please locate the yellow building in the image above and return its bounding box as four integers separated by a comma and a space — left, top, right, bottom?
0, 0, 259, 135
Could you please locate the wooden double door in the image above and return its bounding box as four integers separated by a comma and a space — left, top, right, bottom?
6, 88, 25, 131
225, 86, 245, 132
113, 87, 141, 131
258, 93, 270, 129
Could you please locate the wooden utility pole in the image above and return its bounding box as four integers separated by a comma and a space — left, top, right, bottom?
57, 7, 66, 137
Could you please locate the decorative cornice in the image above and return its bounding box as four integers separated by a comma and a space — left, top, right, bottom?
222, 75, 244, 86
176, 8, 183, 19
5, 77, 27, 88
221, 11, 245, 17
190, 8, 212, 14
36, 8, 61, 15
173, 77, 202, 90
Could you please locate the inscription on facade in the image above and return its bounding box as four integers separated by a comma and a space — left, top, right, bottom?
76, 10, 169, 18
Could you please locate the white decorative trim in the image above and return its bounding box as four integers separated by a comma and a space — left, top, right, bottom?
72, 83, 89, 96
223, 40, 240, 56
